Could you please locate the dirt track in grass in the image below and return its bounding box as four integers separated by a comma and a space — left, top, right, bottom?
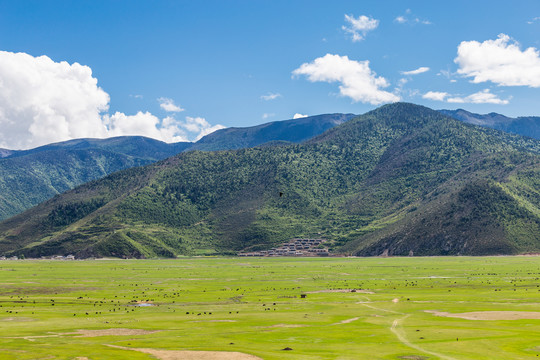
107, 345, 263, 360
425, 310, 540, 320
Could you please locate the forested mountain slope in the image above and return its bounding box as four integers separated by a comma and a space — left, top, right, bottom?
0, 137, 191, 220
1, 103, 539, 258
0, 115, 353, 220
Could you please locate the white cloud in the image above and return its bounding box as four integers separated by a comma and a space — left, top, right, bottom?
104, 113, 224, 142
422, 91, 449, 101
342, 14, 379, 42
130, 94, 143, 99
455, 34, 540, 87
401, 67, 430, 75
262, 113, 275, 119
293, 113, 308, 119
394, 10, 431, 25
104, 111, 185, 142
183, 116, 225, 141
260, 93, 281, 101
447, 89, 510, 104
0, 51, 110, 149
0, 51, 223, 148
292, 53, 400, 105
423, 89, 509, 104
527, 17, 540, 24
158, 97, 184, 112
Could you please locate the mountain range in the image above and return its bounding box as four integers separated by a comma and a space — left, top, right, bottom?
1, 109, 536, 222
1, 103, 538, 258
440, 109, 540, 140
0, 114, 354, 220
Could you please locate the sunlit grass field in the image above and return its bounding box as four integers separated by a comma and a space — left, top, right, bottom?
1, 256, 540, 359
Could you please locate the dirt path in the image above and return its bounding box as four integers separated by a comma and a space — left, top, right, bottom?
425, 310, 540, 320
390, 315, 456, 360
331, 317, 360, 325
356, 297, 456, 360
107, 345, 263, 360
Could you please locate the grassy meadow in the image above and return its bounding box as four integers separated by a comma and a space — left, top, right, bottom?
1, 256, 540, 359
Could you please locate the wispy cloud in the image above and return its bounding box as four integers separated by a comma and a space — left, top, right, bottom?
422, 91, 450, 101
422, 89, 509, 104
401, 67, 430, 75
527, 17, 540, 24
158, 97, 184, 112
262, 113, 275, 119
447, 89, 510, 104
342, 14, 379, 42
260, 92, 282, 101
394, 9, 431, 25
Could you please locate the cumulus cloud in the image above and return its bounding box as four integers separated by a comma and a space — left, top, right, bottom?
260, 93, 282, 101
401, 67, 430, 75
183, 116, 225, 141
103, 112, 184, 142
292, 54, 400, 105
0, 51, 109, 149
0, 51, 223, 148
158, 97, 184, 112
342, 14, 379, 42
447, 89, 510, 104
455, 34, 540, 87
293, 113, 308, 119
422, 91, 449, 101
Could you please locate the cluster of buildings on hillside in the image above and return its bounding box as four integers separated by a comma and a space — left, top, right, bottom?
239, 238, 329, 257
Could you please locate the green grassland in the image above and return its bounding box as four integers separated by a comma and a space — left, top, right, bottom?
1, 257, 540, 359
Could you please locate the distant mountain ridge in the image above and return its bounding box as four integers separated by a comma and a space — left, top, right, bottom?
440, 109, 540, 140
1, 103, 538, 259
0, 137, 192, 220
190, 113, 356, 151
0, 114, 354, 220
4, 136, 192, 160
0, 148, 18, 158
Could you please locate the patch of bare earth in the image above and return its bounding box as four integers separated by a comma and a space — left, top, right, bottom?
331, 317, 360, 325
107, 345, 263, 360
305, 289, 374, 294
191, 320, 237, 323
70, 328, 160, 337
426, 310, 540, 320
263, 324, 306, 328
1, 317, 34, 322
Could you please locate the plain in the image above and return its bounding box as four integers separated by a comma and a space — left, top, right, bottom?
1, 256, 540, 359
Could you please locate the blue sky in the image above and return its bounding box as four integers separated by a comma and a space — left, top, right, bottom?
0, 0, 539, 148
